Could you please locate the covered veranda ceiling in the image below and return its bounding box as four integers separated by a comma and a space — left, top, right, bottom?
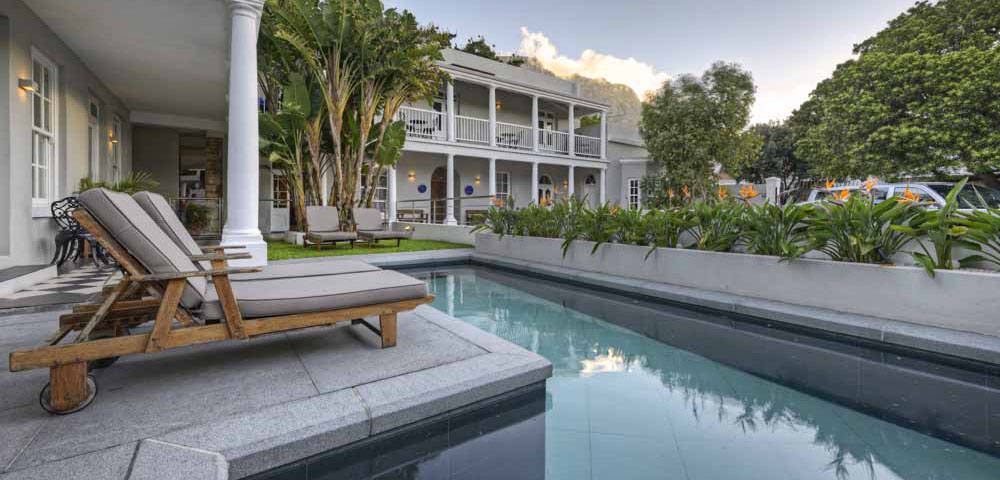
24, 0, 231, 123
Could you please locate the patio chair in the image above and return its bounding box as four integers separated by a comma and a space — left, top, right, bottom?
9, 189, 433, 414
133, 192, 378, 280
304, 206, 357, 250
353, 208, 412, 247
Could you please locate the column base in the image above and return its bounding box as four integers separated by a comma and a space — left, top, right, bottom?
221, 229, 267, 266
444, 217, 458, 226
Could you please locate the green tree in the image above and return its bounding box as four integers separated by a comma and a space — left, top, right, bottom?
266, 0, 452, 226
639, 62, 760, 196
795, 0, 1000, 181
458, 35, 524, 66
740, 121, 811, 195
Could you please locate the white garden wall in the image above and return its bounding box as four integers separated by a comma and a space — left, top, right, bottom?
475, 233, 1000, 338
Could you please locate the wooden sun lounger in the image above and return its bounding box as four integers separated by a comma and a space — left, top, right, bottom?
9, 209, 433, 415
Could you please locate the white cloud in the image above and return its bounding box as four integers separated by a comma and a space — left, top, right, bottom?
518, 28, 670, 99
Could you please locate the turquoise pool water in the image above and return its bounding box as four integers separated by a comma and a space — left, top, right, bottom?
413, 265, 1000, 480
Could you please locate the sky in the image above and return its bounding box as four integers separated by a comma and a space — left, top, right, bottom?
383, 0, 919, 124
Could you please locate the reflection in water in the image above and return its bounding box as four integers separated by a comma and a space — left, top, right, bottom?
416, 266, 1000, 480
250, 383, 546, 480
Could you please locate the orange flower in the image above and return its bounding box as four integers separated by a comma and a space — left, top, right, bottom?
681, 186, 690, 198
864, 177, 879, 192
739, 184, 759, 199
666, 188, 675, 199
609, 207, 620, 216
824, 179, 836, 190
717, 187, 728, 200
832, 189, 850, 201
493, 197, 504, 208
897, 187, 921, 204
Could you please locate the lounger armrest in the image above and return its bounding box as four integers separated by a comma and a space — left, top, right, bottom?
188, 253, 252, 262
201, 245, 247, 253
131, 267, 263, 282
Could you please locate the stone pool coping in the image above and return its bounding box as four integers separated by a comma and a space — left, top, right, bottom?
0, 305, 550, 480
471, 252, 1000, 367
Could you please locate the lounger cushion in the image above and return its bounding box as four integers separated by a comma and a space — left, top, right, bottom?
306, 231, 357, 243
133, 192, 211, 271
358, 230, 412, 240
79, 189, 206, 309
352, 208, 384, 231
133, 191, 377, 281
231, 259, 378, 281
201, 270, 428, 319
306, 206, 341, 232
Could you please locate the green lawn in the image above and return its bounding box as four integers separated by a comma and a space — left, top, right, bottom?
267, 239, 471, 261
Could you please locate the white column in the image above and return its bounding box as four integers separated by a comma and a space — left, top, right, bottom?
568, 103, 575, 157
445, 154, 457, 225
531, 95, 539, 152
446, 81, 456, 142
568, 165, 575, 198
387, 166, 397, 223
531, 162, 539, 204
221, 0, 266, 266
599, 168, 607, 204
488, 85, 497, 147
488, 158, 497, 198
600, 111, 607, 159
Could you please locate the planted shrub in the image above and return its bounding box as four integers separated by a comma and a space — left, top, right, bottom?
741, 201, 811, 259
471, 178, 1000, 275
804, 189, 917, 264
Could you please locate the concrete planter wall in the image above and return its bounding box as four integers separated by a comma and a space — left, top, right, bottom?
394, 222, 476, 245
475, 233, 1000, 338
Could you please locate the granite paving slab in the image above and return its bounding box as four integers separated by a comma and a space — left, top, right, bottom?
0, 304, 551, 479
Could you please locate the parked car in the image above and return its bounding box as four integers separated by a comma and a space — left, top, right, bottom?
802, 182, 1000, 209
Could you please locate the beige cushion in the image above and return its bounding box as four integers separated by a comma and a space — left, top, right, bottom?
231, 260, 378, 281
358, 230, 412, 240
133, 192, 211, 271
307, 206, 340, 232
352, 208, 384, 231
79, 188, 206, 309
306, 231, 357, 243
201, 270, 428, 319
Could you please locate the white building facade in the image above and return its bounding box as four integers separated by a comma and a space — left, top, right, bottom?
386, 49, 611, 226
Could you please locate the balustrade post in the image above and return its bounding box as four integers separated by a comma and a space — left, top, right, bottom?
568, 103, 575, 157
489, 85, 497, 147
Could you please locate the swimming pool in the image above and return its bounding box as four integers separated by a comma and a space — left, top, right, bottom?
412, 264, 1000, 480
254, 264, 1000, 480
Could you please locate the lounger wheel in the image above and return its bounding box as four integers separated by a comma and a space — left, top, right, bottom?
39, 374, 98, 415
87, 331, 122, 370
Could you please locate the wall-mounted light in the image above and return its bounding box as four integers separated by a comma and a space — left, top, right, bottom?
563, 179, 569, 189
110, 138, 119, 145
408, 170, 416, 183
18, 78, 39, 93
495, 100, 502, 111
474, 175, 481, 186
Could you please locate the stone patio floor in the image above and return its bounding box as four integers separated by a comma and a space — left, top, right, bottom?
0, 302, 550, 479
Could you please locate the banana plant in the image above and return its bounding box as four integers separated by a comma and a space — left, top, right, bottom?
891, 178, 978, 277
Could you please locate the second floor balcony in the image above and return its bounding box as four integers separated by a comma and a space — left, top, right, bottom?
396, 77, 608, 160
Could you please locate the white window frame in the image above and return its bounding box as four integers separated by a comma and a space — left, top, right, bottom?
31, 48, 58, 216
111, 115, 123, 182
373, 170, 389, 216
627, 178, 641, 210
495, 171, 510, 203
271, 172, 290, 209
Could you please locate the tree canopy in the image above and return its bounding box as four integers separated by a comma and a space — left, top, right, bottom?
739, 121, 811, 195
639, 62, 760, 195
457, 35, 525, 66
262, 0, 453, 226
795, 0, 1000, 181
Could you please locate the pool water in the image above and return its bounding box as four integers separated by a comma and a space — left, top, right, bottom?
411, 265, 1000, 480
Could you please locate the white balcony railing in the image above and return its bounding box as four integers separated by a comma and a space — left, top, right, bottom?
538, 129, 570, 155
455, 115, 489, 145
496, 121, 533, 151
575, 134, 602, 158
397, 106, 446, 141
